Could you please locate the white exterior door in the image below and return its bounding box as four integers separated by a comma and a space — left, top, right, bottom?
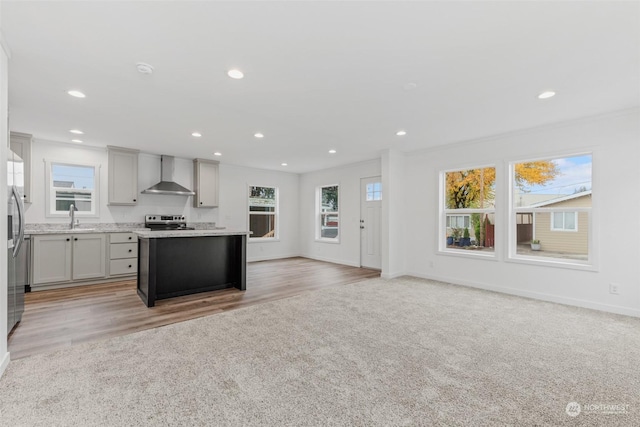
360, 176, 382, 269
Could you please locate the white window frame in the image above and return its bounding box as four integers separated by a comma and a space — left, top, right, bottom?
508, 152, 594, 269
551, 211, 578, 232
45, 160, 100, 218
248, 185, 279, 241
316, 184, 340, 243
439, 165, 496, 258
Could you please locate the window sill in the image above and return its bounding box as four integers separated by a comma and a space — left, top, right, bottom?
315, 238, 340, 244
248, 238, 280, 243
506, 255, 597, 272
437, 249, 497, 261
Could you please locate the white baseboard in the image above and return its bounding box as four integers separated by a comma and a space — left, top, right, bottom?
300, 254, 360, 268
0, 351, 10, 379
381, 271, 405, 280
407, 271, 640, 318
248, 253, 301, 263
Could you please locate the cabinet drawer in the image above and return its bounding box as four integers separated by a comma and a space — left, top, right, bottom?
110, 243, 137, 259
110, 233, 137, 243
110, 258, 138, 276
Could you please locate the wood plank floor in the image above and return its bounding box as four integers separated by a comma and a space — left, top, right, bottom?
7, 257, 380, 359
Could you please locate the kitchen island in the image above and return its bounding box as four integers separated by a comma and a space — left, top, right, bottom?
134, 229, 250, 307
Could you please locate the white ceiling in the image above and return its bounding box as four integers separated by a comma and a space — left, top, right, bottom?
2, 1, 639, 173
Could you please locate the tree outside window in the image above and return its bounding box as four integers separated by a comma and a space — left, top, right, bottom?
318, 185, 339, 240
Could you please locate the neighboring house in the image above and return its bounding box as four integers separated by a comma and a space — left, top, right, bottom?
321, 203, 338, 238
53, 180, 74, 188
529, 191, 592, 254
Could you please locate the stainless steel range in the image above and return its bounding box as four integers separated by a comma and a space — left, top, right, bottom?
145, 215, 195, 231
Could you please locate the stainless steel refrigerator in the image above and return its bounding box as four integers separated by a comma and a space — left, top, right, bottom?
7, 149, 26, 335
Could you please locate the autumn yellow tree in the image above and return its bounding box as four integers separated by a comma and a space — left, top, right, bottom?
446, 161, 559, 208
446, 161, 559, 246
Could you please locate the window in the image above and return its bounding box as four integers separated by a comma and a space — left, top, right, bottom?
249, 186, 278, 239
317, 185, 339, 241
511, 154, 592, 264
442, 167, 496, 253
366, 182, 382, 201
46, 161, 98, 216
446, 215, 470, 229
551, 212, 577, 231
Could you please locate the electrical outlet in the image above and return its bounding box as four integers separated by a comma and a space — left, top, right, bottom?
609, 283, 620, 295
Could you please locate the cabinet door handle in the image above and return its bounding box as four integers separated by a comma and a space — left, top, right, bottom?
128, 249, 132, 253
74, 238, 78, 241
66, 238, 70, 241
200, 201, 203, 205
128, 237, 132, 240
128, 265, 132, 268
133, 199, 137, 202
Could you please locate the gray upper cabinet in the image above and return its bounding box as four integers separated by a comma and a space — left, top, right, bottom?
10, 131, 32, 204
193, 158, 219, 208
108, 146, 139, 205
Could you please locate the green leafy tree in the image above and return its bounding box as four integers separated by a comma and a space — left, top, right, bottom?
322, 186, 338, 211
250, 186, 275, 199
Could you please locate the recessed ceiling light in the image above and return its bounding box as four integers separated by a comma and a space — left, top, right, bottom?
213, 152, 222, 156
396, 130, 407, 136
67, 90, 86, 98
136, 62, 154, 74
227, 69, 244, 79
538, 91, 556, 99
281, 163, 288, 166
71, 139, 83, 143
254, 133, 264, 138
328, 149, 337, 154
192, 132, 202, 137
69, 129, 84, 134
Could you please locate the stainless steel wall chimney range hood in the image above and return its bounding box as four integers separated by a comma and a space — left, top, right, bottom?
142, 155, 195, 196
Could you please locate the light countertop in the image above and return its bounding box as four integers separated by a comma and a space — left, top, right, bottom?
134, 229, 251, 238
26, 227, 146, 235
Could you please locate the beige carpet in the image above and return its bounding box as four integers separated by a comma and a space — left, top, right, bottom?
1, 277, 639, 426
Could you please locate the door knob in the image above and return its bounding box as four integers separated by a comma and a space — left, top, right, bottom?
360, 225, 365, 229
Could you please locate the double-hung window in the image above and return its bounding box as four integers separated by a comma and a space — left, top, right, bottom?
317, 185, 339, 241
442, 166, 496, 254
249, 186, 278, 239
46, 161, 99, 217
510, 153, 592, 265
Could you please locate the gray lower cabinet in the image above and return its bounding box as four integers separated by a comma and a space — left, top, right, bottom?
32, 234, 107, 286
109, 233, 138, 276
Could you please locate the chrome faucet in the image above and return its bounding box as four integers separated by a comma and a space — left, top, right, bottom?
69, 204, 78, 229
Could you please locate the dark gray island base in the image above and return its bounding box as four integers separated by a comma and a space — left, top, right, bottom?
136, 232, 247, 307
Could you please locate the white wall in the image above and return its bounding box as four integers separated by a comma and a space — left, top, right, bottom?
24, 139, 300, 262
218, 163, 300, 262
381, 149, 406, 279
25, 140, 219, 225
299, 159, 381, 267
402, 109, 640, 316
0, 7, 11, 376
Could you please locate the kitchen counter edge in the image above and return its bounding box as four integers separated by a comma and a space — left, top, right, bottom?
25, 228, 147, 235
134, 229, 251, 238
